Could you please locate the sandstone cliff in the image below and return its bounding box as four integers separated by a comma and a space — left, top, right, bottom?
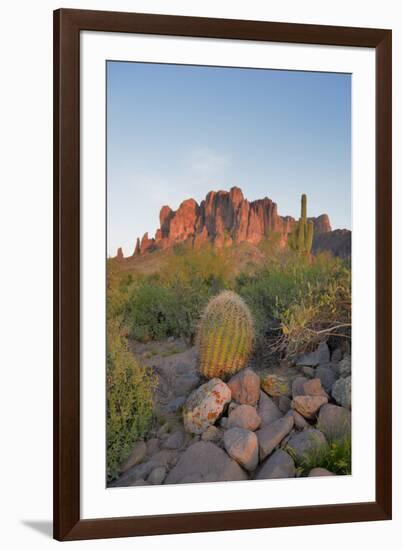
126, 187, 333, 256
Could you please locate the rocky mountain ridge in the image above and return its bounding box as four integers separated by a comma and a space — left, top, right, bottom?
123, 187, 334, 257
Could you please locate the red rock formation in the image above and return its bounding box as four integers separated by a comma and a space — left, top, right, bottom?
116, 247, 124, 260
130, 187, 331, 255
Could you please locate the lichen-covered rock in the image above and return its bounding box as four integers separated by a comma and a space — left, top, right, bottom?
256, 414, 294, 461
286, 429, 328, 462
165, 441, 248, 484
227, 404, 261, 431
223, 427, 259, 471
257, 391, 283, 427
331, 376, 351, 409
183, 378, 231, 434
318, 404, 351, 440
296, 342, 330, 367
228, 368, 260, 406
338, 355, 351, 377
292, 395, 328, 419
255, 449, 296, 480
260, 374, 290, 397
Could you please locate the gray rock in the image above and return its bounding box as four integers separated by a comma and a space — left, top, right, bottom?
292, 395, 328, 419
146, 438, 160, 456
147, 466, 167, 485
302, 366, 315, 378
183, 378, 231, 434
255, 449, 296, 480
308, 467, 335, 477
164, 430, 186, 450
292, 377, 309, 398
286, 429, 328, 462
257, 414, 294, 461
315, 365, 337, 392
318, 404, 351, 440
165, 441, 248, 484
278, 395, 292, 413
228, 404, 261, 431
227, 368, 260, 406
130, 478, 149, 486
201, 425, 223, 442
121, 441, 147, 472
296, 342, 330, 367
331, 348, 343, 362
331, 376, 351, 409
338, 355, 351, 377
257, 391, 282, 427
219, 417, 229, 429
287, 409, 309, 430
223, 428, 259, 471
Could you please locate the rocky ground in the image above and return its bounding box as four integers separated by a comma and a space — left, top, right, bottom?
111, 340, 351, 488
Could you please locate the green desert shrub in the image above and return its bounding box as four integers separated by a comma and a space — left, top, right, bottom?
107, 318, 156, 480
237, 252, 351, 359
125, 282, 178, 342
292, 436, 351, 476
197, 290, 254, 379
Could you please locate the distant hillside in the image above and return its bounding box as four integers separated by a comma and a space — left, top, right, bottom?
313, 229, 351, 259
116, 186, 333, 258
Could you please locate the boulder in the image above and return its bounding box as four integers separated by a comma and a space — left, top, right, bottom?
292, 376, 309, 398
338, 355, 351, 377
308, 467, 336, 477
331, 376, 351, 409
286, 429, 328, 462
257, 391, 283, 427
302, 366, 315, 378
315, 365, 337, 393
318, 404, 351, 440
303, 378, 328, 398
227, 368, 260, 406
278, 395, 292, 413
257, 414, 294, 461
201, 425, 223, 442
255, 449, 296, 480
292, 395, 328, 419
223, 428, 259, 471
183, 378, 231, 434
331, 348, 343, 362
163, 430, 186, 450
260, 374, 290, 397
296, 342, 330, 367
147, 466, 167, 485
228, 404, 261, 431
121, 441, 147, 472
165, 441, 248, 484
287, 409, 309, 430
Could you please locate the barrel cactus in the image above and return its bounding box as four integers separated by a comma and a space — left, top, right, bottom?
196, 290, 254, 379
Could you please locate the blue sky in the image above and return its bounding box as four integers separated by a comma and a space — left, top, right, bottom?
107, 61, 351, 257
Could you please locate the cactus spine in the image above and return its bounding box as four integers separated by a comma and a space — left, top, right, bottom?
289, 193, 314, 254
197, 290, 254, 379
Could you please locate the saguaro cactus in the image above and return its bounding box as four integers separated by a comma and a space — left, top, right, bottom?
197, 290, 254, 379
289, 194, 314, 254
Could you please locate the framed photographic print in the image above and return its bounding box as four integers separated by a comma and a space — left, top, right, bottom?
53, 8, 392, 541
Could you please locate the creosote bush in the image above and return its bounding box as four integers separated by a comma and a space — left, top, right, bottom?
107, 318, 156, 480
197, 290, 254, 379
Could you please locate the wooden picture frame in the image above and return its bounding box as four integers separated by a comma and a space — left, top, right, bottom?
53, 8, 392, 541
